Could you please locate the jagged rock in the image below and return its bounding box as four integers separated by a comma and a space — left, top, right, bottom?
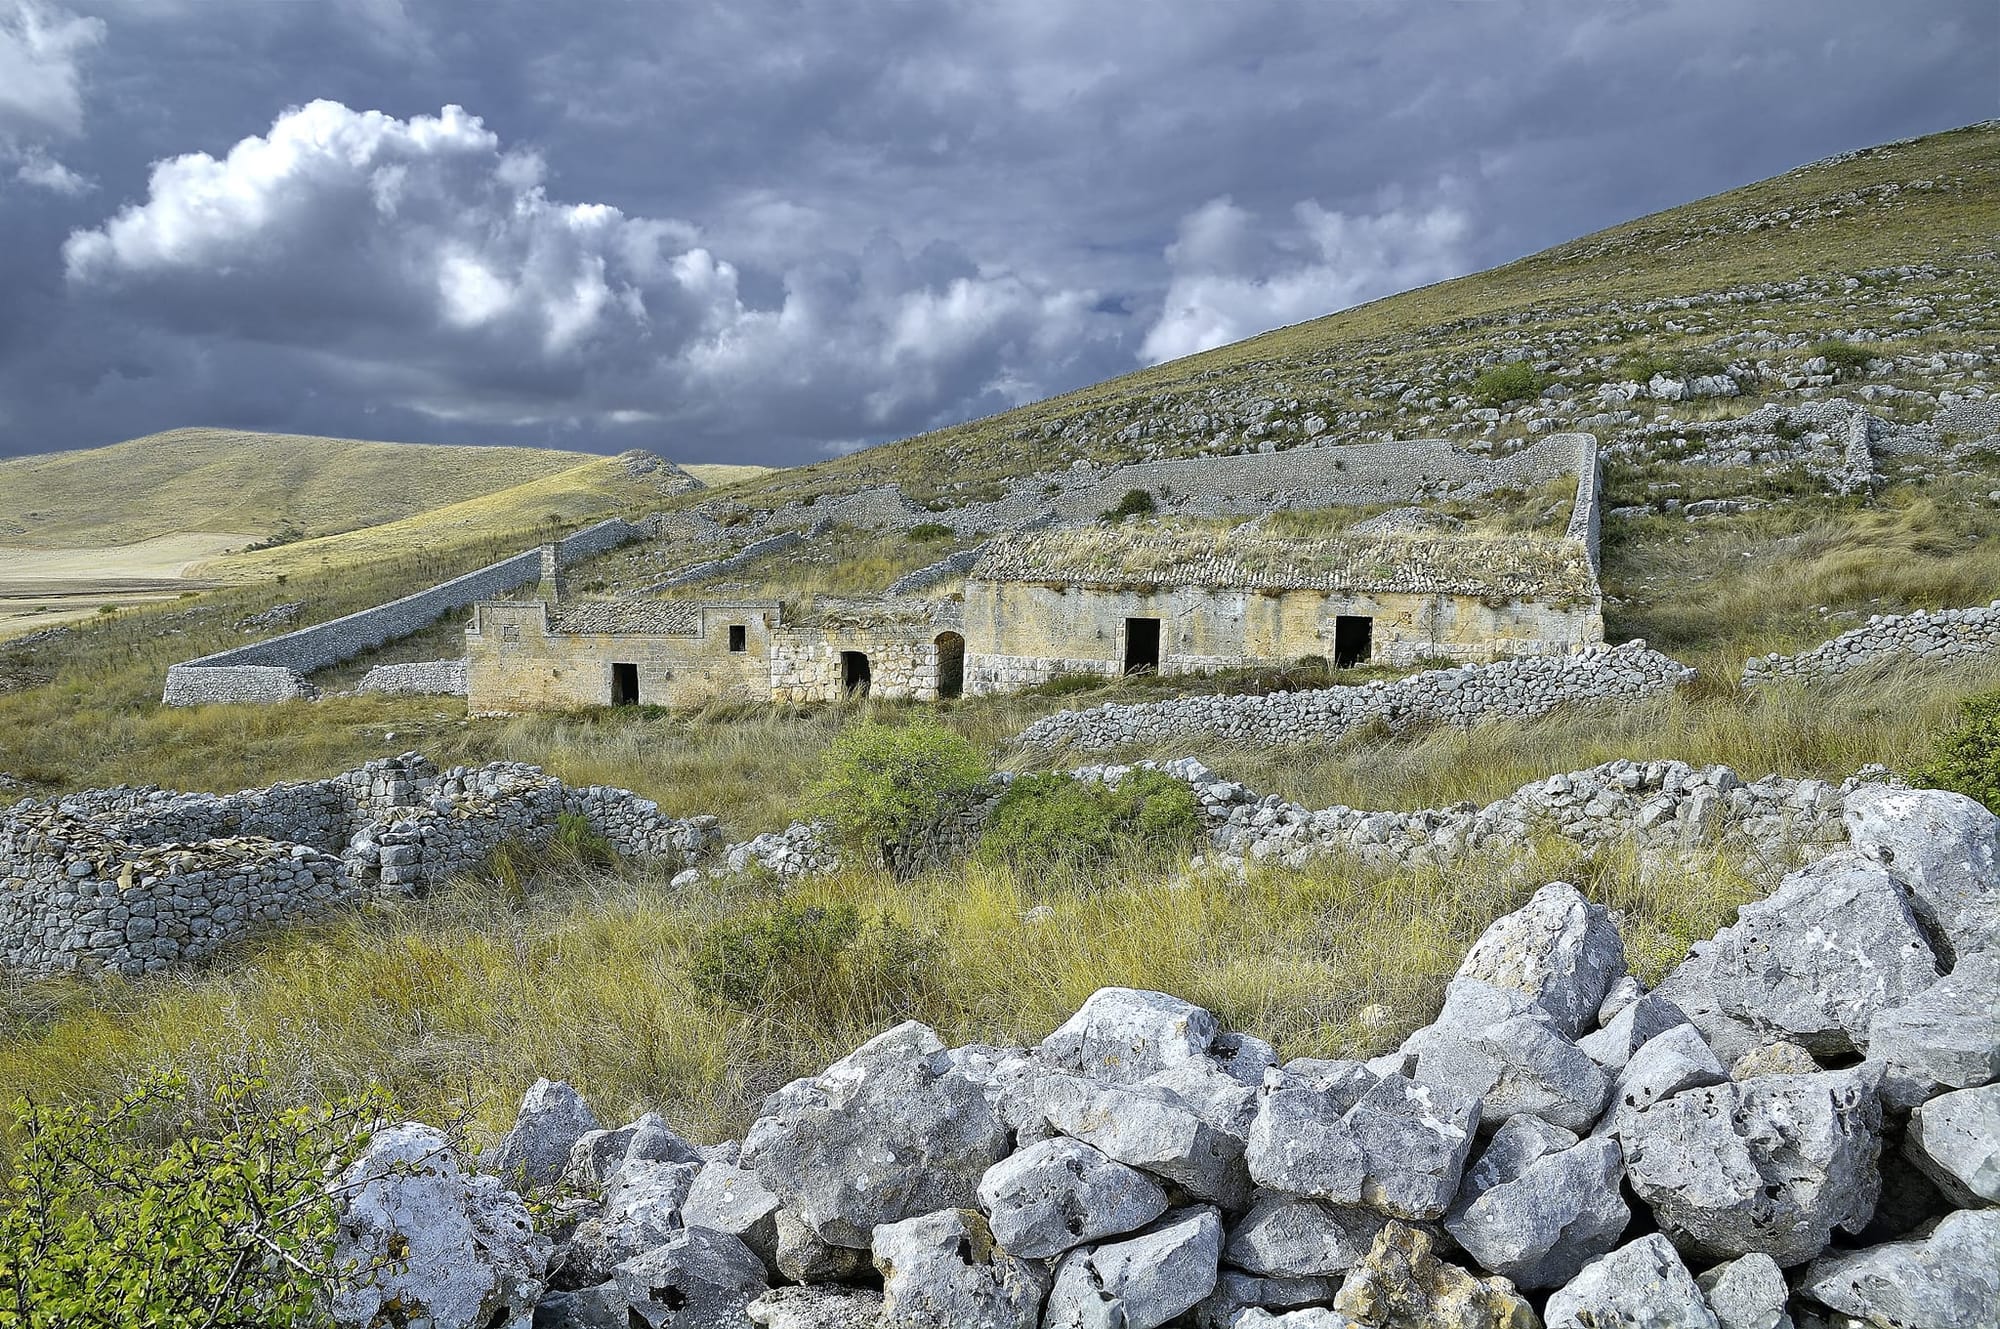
1452, 882, 1627, 1039
1212, 1030, 1281, 1085
1905, 1083, 2000, 1206
1867, 947, 2000, 1109
1233, 1311, 1358, 1328
1842, 784, 2000, 962
1033, 1069, 1253, 1207
1598, 1024, 1728, 1140
1799, 1208, 2000, 1327
747, 1285, 886, 1329
774, 1207, 874, 1283
531, 1284, 626, 1328
1579, 992, 1689, 1070
491, 1078, 602, 1191
683, 1160, 783, 1267
1730, 1041, 1820, 1080
1695, 1254, 1792, 1329
331, 1123, 551, 1329
1039, 986, 1220, 1085
1706, 852, 1940, 1056
1148, 1056, 1262, 1136
1597, 976, 1644, 1026
1044, 1206, 1224, 1329
1224, 1193, 1387, 1277
872, 1207, 1047, 1328
555, 1160, 698, 1289
1543, 1234, 1718, 1329
1444, 1117, 1629, 1289
1246, 1067, 1372, 1201
1330, 1220, 1537, 1328
975, 1135, 1169, 1259
1651, 946, 1762, 1070
1621, 1065, 1884, 1265
1406, 987, 1610, 1132
1346, 1071, 1483, 1220
742, 1021, 1009, 1247
1196, 1270, 1339, 1328
563, 1113, 702, 1192
611, 1225, 769, 1329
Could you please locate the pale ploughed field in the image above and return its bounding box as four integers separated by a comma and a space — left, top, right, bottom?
0, 532, 254, 641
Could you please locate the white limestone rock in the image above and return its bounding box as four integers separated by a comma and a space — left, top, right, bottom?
773, 1207, 874, 1284
682, 1159, 783, 1268
747, 1285, 886, 1329
872, 1207, 1048, 1329
1194, 1271, 1337, 1329
1044, 1206, 1225, 1329
1799, 1208, 2000, 1327
1579, 992, 1690, 1070
1904, 1083, 2000, 1206
611, 1225, 769, 1329
489, 1077, 601, 1191
1543, 1234, 1718, 1329
1444, 1117, 1629, 1289
1033, 1069, 1254, 1208
975, 1136, 1169, 1259
1597, 1024, 1728, 1142
331, 1122, 551, 1329
1842, 784, 2000, 962
555, 1160, 698, 1290
1224, 1193, 1387, 1278
1866, 947, 2000, 1110
1039, 986, 1220, 1085
1452, 881, 1627, 1039
1695, 1253, 1792, 1329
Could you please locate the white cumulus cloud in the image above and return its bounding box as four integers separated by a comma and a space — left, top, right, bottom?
1139, 191, 1472, 365
0, 0, 104, 192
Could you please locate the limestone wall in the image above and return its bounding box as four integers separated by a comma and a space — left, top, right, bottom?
770, 628, 944, 703
358, 659, 469, 696
162, 519, 648, 706
466, 600, 780, 712
1013, 640, 1693, 750
1743, 602, 2000, 685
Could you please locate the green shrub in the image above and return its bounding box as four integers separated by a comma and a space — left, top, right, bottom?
0, 1071, 394, 1328
688, 901, 935, 1015
805, 717, 990, 850
1812, 339, 1874, 381
975, 768, 1204, 871
1471, 362, 1547, 407
1098, 488, 1156, 523
1913, 688, 2000, 813
906, 522, 954, 542
1027, 671, 1108, 698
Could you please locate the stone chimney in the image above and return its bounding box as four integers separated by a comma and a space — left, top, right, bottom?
539, 543, 561, 602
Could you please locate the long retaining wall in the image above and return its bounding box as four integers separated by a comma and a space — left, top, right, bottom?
0, 754, 717, 976
1014, 639, 1693, 751
162, 519, 649, 706
1743, 601, 2000, 685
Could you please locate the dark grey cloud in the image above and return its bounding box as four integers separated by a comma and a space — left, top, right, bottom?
0, 0, 1992, 464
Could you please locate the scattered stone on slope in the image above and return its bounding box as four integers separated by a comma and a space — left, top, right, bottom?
1866, 946, 2000, 1109
1444, 1116, 1629, 1289
1799, 1208, 2000, 1328
1621, 1064, 1884, 1266
610, 1225, 770, 1329
1043, 1205, 1224, 1329
489, 1078, 602, 1192
872, 1207, 1048, 1329
330, 1123, 550, 1329
1543, 1234, 1719, 1329
1904, 1083, 2000, 1206
975, 1135, 1169, 1260
742, 1021, 1009, 1247
1842, 784, 2000, 962
1329, 1220, 1537, 1329
1452, 881, 1627, 1039
1225, 1193, 1388, 1277
1694, 1253, 1791, 1329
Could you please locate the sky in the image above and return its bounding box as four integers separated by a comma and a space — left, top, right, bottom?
0, 2, 1993, 467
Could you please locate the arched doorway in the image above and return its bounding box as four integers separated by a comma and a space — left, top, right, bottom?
934, 631, 965, 699
840, 650, 872, 697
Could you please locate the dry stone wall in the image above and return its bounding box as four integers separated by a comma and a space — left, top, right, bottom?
1744, 601, 2000, 685
163, 519, 648, 705
0, 754, 717, 976
1015, 640, 1693, 751
357, 658, 469, 696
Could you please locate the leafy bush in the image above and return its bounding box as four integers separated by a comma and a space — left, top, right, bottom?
1913, 689, 2000, 813
805, 717, 990, 850
905, 522, 954, 542
1813, 339, 1875, 381
1098, 488, 1156, 523
1470, 362, 1547, 407
689, 901, 935, 1015
1027, 670, 1112, 698
0, 1072, 393, 1328
975, 768, 1204, 870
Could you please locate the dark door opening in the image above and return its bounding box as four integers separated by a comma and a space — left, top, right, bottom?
1333, 615, 1373, 668
610, 661, 640, 705
840, 650, 872, 696
728, 624, 747, 653
1124, 617, 1161, 675
934, 631, 965, 699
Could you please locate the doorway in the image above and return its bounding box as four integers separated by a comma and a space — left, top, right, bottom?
610, 661, 640, 705
840, 650, 872, 696
934, 631, 965, 699
1333, 615, 1373, 668
1123, 617, 1161, 674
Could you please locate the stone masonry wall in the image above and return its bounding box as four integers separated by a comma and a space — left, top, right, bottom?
163, 519, 648, 705
1743, 601, 2000, 685
1014, 639, 1693, 750
357, 659, 470, 696
0, 754, 718, 977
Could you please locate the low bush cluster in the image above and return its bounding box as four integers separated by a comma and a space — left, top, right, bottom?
1914, 688, 2000, 813
1470, 361, 1547, 407
806, 717, 991, 851
975, 768, 1205, 871
689, 901, 937, 1021
1098, 488, 1156, 523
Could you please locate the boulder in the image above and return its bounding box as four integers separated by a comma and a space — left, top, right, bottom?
1705, 852, 1939, 1056
1039, 987, 1220, 1085
1452, 882, 1626, 1039
331, 1122, 551, 1329
1233, 1311, 1357, 1328
1543, 1234, 1718, 1329
564, 1115, 701, 1191
1444, 1117, 1629, 1289
1044, 1206, 1224, 1329
1842, 784, 2000, 962
554, 1160, 698, 1289
774, 1207, 874, 1284
490, 1078, 602, 1191
872, 1207, 1047, 1329
1034, 1069, 1253, 1207
682, 1160, 783, 1267
1597, 1024, 1728, 1141
1246, 1076, 1369, 1203
1224, 1193, 1387, 1277
1578, 992, 1689, 1071
1345, 1070, 1483, 1220
1621, 1065, 1883, 1266
1650, 946, 1762, 1070
531, 1284, 627, 1328
742, 1021, 1009, 1247
1866, 947, 2000, 1109
1329, 1221, 1537, 1328
747, 1285, 887, 1329
1695, 1254, 1792, 1329
1904, 1083, 2000, 1206
1799, 1208, 2000, 1327
1195, 1271, 1337, 1328
1406, 994, 1609, 1132
975, 1136, 1169, 1259
611, 1225, 769, 1329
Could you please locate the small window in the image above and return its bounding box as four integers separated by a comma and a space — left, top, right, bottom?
728, 624, 747, 653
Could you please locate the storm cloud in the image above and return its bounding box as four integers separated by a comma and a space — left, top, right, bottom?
0, 0, 1992, 464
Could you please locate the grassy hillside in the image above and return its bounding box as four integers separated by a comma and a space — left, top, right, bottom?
0, 428, 603, 548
